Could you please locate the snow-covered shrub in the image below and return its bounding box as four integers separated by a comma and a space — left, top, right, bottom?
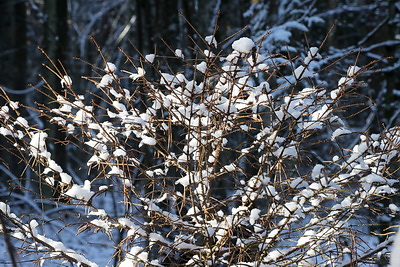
0, 29, 399, 266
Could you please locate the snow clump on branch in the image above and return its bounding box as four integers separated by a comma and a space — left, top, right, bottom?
232, 37, 255, 53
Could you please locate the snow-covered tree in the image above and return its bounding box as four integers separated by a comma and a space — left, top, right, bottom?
246, 0, 400, 129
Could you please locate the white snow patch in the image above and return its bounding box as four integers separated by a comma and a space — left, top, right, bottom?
145, 54, 155, 63
311, 164, 324, 179
249, 208, 261, 225
108, 166, 124, 176
332, 127, 352, 140
60, 172, 72, 184
205, 35, 217, 47
175, 175, 191, 187
309, 47, 319, 57
97, 74, 114, 88
266, 250, 283, 261
203, 49, 215, 57
0, 202, 11, 216
297, 230, 316, 246
331, 88, 340, 100
29, 132, 48, 157
391, 228, 400, 266
223, 163, 237, 172
294, 65, 313, 79
347, 65, 361, 77
361, 173, 385, 184
90, 219, 110, 231
60, 75, 72, 88
16, 117, 29, 128
389, 204, 399, 213
175, 49, 184, 59
105, 62, 116, 73
195, 61, 207, 74
130, 68, 146, 81
338, 77, 354, 87
140, 135, 156, 147
88, 209, 107, 217
113, 148, 126, 157
9, 101, 19, 110
64, 180, 94, 201
232, 37, 255, 53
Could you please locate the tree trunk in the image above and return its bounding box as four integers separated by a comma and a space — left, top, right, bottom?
0, 0, 27, 96
0, 0, 28, 188
43, 0, 69, 181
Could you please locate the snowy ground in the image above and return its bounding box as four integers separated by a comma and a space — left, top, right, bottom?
1, 221, 114, 266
